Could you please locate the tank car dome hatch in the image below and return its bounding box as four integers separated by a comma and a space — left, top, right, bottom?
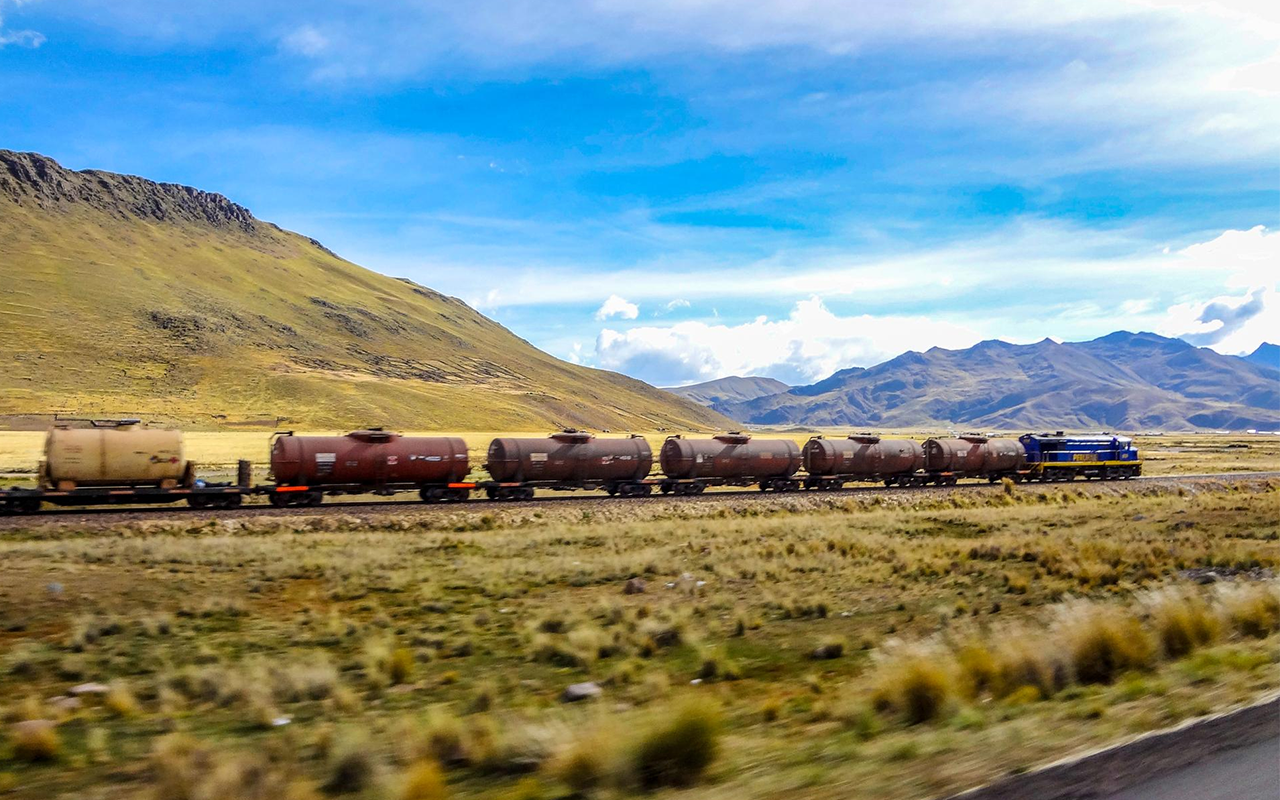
713, 432, 752, 445
550, 430, 595, 443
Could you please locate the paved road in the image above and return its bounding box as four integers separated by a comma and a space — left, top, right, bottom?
1104, 737, 1280, 800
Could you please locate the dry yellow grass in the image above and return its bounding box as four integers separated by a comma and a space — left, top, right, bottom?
0, 479, 1275, 799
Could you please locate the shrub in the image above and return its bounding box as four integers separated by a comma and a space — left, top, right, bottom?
389, 648, 415, 685
1144, 588, 1219, 658
105, 682, 141, 718
760, 696, 783, 722
696, 647, 741, 682
400, 760, 448, 800
1056, 602, 1153, 685
414, 707, 467, 766
9, 719, 60, 762
323, 730, 378, 794
151, 733, 209, 800
992, 637, 1063, 699
477, 718, 568, 775
955, 642, 998, 699
1220, 583, 1280, 639
632, 698, 721, 789
549, 727, 619, 794
810, 637, 845, 660
872, 654, 953, 725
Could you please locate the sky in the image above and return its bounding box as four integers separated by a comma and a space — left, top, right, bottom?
1, 0, 1277, 387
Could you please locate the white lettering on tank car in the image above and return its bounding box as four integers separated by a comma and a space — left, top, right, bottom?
530, 453, 548, 462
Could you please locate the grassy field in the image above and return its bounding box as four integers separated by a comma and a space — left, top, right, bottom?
1, 431, 1277, 485
0, 479, 1277, 799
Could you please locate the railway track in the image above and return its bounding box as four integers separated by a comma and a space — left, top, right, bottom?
2, 470, 1275, 531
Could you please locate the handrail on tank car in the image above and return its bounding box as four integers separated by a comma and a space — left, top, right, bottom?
53, 415, 142, 428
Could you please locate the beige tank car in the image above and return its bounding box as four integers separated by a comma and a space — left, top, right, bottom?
40, 420, 194, 491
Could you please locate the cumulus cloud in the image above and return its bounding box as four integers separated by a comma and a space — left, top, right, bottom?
1156, 225, 1279, 353
594, 296, 983, 386
595, 294, 639, 320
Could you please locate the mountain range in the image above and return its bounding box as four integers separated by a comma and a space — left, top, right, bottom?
663, 376, 791, 407
696, 334, 1278, 431
0, 150, 731, 431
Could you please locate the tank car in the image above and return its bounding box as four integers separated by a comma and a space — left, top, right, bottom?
659, 433, 802, 493
802, 435, 925, 489
41, 420, 193, 491
269, 429, 470, 505
483, 430, 653, 499
922, 436, 1024, 484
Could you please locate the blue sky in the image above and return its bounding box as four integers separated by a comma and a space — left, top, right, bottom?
2, 0, 1277, 386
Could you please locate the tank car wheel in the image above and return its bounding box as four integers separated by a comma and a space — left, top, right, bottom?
5, 498, 40, 515
223, 494, 243, 508
447, 488, 469, 502
519, 488, 535, 501
303, 491, 324, 507
605, 485, 619, 496
268, 493, 292, 508
660, 484, 673, 494
420, 487, 445, 503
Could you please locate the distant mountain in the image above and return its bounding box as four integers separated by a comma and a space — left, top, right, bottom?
665, 376, 790, 411
1242, 343, 1279, 372
0, 150, 732, 431
720, 332, 1279, 431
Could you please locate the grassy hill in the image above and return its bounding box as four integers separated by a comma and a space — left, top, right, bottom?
0, 150, 732, 431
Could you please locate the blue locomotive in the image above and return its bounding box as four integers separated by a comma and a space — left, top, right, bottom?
1018, 432, 1141, 481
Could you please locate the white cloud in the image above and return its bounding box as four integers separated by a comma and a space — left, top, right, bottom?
0, 0, 44, 48
655, 298, 691, 315
282, 24, 329, 56
594, 296, 983, 385
1154, 225, 1279, 354
595, 294, 639, 320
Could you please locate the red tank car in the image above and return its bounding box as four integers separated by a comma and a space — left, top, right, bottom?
922, 436, 1024, 484
659, 433, 802, 493
802, 435, 924, 488
269, 430, 470, 505
484, 431, 653, 497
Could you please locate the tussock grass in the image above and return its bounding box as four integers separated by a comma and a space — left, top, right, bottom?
1054, 602, 1154, 685
1143, 588, 1220, 657
872, 649, 954, 725
631, 698, 721, 790
9, 720, 60, 763
0, 482, 1275, 799
399, 761, 448, 800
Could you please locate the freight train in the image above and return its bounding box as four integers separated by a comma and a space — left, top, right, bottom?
0, 420, 1142, 515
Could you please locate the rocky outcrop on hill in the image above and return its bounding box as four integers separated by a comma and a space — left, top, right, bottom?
0, 149, 257, 233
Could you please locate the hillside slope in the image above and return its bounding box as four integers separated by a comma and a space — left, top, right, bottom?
723, 334, 1279, 431
664, 376, 790, 409
0, 150, 732, 431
